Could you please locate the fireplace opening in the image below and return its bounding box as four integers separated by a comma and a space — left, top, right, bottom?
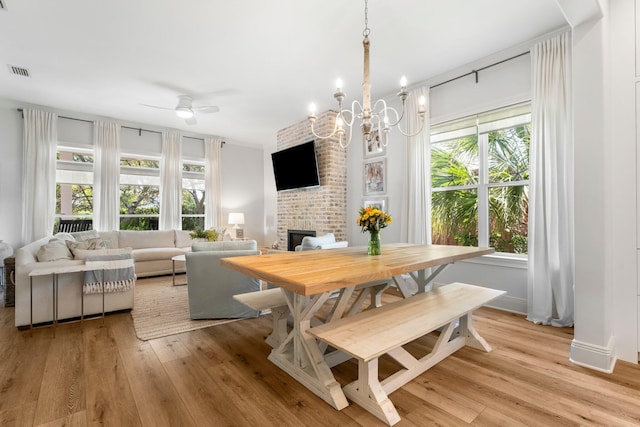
287, 229, 316, 251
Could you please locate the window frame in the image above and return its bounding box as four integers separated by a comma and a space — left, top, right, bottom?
55, 145, 95, 228
430, 104, 531, 258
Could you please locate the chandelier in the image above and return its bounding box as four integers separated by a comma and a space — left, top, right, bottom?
308, 0, 426, 149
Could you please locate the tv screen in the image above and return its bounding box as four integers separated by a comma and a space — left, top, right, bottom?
271, 141, 321, 191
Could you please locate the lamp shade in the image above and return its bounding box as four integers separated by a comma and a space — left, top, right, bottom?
228, 212, 245, 225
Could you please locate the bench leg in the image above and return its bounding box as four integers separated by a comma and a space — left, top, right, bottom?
343, 358, 401, 426
265, 305, 290, 349
460, 313, 492, 352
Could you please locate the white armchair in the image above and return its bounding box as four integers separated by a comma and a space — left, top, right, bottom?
295, 233, 348, 251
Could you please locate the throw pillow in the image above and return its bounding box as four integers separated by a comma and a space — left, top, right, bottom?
72, 247, 133, 260
36, 239, 73, 262
70, 229, 99, 242
52, 232, 75, 242
66, 238, 109, 258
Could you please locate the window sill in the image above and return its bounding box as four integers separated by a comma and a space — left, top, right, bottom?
457, 253, 528, 270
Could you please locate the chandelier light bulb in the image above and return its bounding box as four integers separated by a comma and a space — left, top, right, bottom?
336, 116, 344, 129
336, 78, 343, 92
419, 95, 426, 113
309, 103, 317, 115
400, 76, 407, 88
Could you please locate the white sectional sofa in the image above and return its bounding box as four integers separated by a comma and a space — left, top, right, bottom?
14, 229, 196, 328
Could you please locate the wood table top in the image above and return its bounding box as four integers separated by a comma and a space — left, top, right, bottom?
220, 243, 494, 296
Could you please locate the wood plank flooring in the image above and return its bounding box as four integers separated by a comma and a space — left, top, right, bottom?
1, 276, 639, 426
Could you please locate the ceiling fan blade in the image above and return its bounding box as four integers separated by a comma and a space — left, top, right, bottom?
140, 103, 174, 110
185, 116, 198, 126
194, 106, 220, 114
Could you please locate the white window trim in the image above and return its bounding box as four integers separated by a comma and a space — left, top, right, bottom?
459, 253, 528, 270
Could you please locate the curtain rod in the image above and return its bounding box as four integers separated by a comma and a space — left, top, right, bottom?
16, 108, 224, 144
429, 51, 530, 89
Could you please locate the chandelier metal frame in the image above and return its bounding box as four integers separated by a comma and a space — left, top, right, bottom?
308, 0, 426, 149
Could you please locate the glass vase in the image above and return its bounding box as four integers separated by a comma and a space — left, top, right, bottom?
368, 230, 381, 255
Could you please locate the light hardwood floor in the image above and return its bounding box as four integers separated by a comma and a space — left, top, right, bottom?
1, 276, 640, 426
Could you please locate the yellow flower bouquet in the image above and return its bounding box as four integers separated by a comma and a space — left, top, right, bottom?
357, 206, 392, 255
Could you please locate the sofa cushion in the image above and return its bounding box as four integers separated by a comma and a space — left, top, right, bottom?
72, 247, 133, 260
98, 231, 119, 249
119, 230, 175, 249
192, 240, 258, 252
175, 230, 193, 248
36, 239, 73, 262
132, 247, 187, 262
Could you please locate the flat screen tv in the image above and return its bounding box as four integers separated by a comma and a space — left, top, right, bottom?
271, 141, 321, 191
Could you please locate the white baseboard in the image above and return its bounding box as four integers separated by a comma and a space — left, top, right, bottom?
570, 336, 616, 373
485, 294, 527, 315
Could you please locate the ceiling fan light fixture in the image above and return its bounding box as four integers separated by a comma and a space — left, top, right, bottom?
176, 107, 194, 119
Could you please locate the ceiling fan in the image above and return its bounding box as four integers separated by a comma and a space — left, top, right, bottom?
141, 95, 220, 125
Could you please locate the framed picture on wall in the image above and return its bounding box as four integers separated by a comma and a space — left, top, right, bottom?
362, 197, 387, 212
364, 129, 386, 158
363, 158, 386, 195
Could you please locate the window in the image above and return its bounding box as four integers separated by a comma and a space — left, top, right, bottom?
55, 147, 94, 232
120, 155, 160, 230
430, 103, 530, 254
56, 146, 207, 232
182, 162, 205, 230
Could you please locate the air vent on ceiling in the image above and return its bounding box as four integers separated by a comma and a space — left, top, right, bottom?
8, 65, 30, 77
0, 0, 6, 10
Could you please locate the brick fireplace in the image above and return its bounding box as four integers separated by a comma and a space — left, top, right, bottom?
276, 111, 347, 250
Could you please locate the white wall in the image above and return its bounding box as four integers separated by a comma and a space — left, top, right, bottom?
0, 104, 23, 251
263, 138, 278, 248
0, 98, 265, 250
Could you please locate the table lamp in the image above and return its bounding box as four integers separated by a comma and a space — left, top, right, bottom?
228, 212, 245, 239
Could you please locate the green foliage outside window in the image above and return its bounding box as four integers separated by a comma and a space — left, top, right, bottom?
431, 124, 530, 254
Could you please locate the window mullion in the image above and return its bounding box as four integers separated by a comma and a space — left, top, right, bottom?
477, 132, 489, 247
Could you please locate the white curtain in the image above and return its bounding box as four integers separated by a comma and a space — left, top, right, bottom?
527, 32, 574, 327
160, 131, 183, 230
204, 137, 223, 229
93, 120, 121, 231
402, 87, 431, 244
22, 109, 57, 243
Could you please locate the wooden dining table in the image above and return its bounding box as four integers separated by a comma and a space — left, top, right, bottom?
221, 243, 494, 410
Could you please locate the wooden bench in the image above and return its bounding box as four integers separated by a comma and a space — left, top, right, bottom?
233, 288, 290, 348
308, 282, 505, 426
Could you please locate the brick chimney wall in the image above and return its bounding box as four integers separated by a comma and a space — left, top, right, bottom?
275, 111, 347, 250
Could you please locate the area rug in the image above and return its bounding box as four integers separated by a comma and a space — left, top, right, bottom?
131, 276, 239, 341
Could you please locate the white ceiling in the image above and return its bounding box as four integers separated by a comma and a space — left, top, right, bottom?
0, 0, 567, 147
